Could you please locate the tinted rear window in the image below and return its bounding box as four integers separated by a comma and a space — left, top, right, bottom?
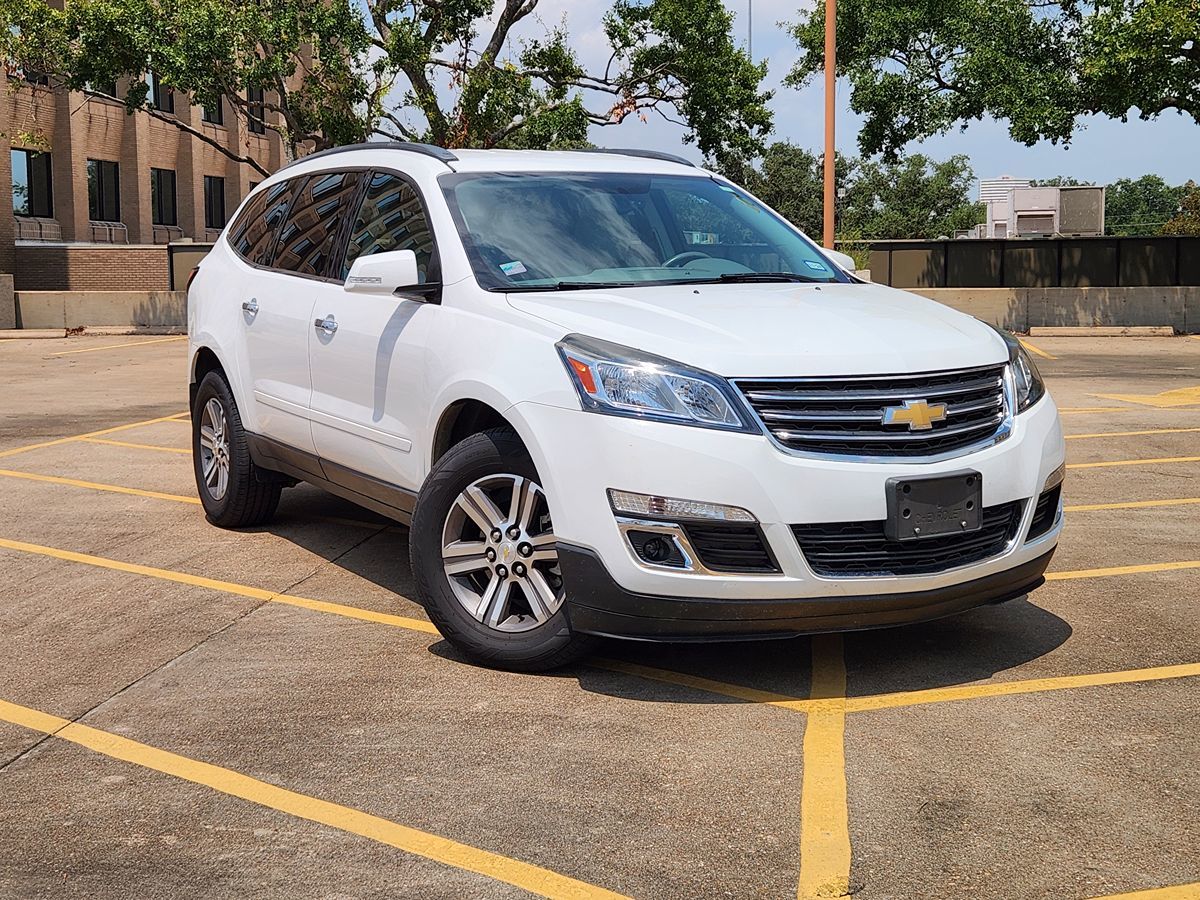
271, 171, 362, 277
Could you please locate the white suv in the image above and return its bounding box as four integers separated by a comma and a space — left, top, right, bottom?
188, 144, 1065, 671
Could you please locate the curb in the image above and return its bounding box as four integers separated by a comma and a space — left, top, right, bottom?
0, 327, 187, 340
1028, 326, 1178, 338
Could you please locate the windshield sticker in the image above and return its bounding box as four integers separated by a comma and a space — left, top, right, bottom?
499, 260, 527, 276
804, 259, 831, 272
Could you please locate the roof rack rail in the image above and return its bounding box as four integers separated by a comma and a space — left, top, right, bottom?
576, 148, 696, 168
280, 141, 458, 171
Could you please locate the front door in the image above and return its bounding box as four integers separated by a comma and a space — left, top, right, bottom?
309, 170, 439, 493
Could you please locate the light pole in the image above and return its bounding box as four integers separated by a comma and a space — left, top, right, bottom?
822, 0, 837, 248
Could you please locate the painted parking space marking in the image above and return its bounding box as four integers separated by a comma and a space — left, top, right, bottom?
0, 698, 626, 900
1094, 882, 1200, 899
1066, 497, 1200, 513
797, 634, 851, 900
0, 469, 201, 505
0, 537, 438, 635
0, 412, 188, 460
1047, 560, 1200, 580
1068, 455, 1200, 470
49, 336, 187, 357
81, 437, 190, 454
1096, 384, 1200, 409
1018, 339, 1056, 360
1065, 427, 1200, 440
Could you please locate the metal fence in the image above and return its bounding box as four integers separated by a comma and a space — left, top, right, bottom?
868, 237, 1200, 289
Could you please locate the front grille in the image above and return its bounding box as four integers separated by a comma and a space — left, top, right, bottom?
1027, 484, 1061, 540
792, 501, 1024, 577
736, 364, 1008, 458
683, 524, 779, 573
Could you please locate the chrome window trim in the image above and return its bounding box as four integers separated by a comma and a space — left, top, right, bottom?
732, 363, 1016, 464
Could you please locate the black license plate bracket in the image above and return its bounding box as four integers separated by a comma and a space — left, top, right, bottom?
885, 471, 983, 541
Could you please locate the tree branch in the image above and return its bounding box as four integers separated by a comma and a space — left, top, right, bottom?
82, 89, 270, 178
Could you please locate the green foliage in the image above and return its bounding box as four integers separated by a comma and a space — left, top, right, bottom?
1030, 176, 1093, 187
0, 0, 772, 166
1162, 181, 1200, 236
1105, 175, 1188, 235
787, 0, 1200, 158
723, 144, 983, 241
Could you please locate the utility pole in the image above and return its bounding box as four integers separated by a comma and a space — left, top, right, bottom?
747, 0, 753, 61
822, 0, 836, 248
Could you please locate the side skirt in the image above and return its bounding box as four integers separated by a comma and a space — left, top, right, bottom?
246, 433, 417, 526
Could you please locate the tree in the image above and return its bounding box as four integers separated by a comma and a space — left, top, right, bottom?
1105, 175, 1187, 235
1031, 177, 1093, 187
1162, 181, 1200, 235
723, 144, 982, 241
786, 0, 1200, 158
0, 0, 771, 171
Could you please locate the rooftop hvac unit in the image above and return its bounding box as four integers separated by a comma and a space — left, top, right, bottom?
1057, 186, 1105, 236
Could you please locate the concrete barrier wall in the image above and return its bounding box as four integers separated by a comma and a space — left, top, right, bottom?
14, 291, 187, 329
909, 287, 1200, 333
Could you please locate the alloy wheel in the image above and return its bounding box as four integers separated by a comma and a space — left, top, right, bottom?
440, 474, 563, 632
198, 397, 231, 501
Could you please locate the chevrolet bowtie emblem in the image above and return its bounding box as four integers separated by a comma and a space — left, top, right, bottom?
883, 399, 948, 431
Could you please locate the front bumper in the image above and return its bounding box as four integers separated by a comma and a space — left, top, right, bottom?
559, 542, 1055, 640
508, 390, 1065, 636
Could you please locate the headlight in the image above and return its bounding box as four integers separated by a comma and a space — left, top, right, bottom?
556, 334, 758, 432
989, 326, 1046, 413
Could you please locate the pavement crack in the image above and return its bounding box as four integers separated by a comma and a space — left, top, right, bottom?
0, 524, 392, 774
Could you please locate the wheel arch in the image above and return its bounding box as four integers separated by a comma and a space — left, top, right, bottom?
189, 345, 227, 410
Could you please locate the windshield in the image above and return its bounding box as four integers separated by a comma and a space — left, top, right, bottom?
439, 172, 850, 292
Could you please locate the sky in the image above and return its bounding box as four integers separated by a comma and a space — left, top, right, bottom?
489, 0, 1198, 195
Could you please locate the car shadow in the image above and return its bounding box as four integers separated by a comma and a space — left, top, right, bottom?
261, 484, 1073, 708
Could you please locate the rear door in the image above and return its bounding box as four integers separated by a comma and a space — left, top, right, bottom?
308, 170, 439, 494
230, 179, 318, 454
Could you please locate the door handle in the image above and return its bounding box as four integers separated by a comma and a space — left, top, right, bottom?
314, 315, 338, 334
241, 298, 259, 315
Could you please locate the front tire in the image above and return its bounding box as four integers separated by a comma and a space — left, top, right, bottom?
192, 371, 281, 528
410, 429, 594, 671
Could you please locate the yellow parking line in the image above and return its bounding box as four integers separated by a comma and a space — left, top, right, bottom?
49, 336, 186, 356
1047, 560, 1200, 580
1067, 455, 1200, 470
1066, 497, 1200, 513
0, 412, 188, 460
1094, 882, 1200, 899
1018, 338, 1056, 360
0, 536, 438, 635
797, 634, 851, 900
1065, 427, 1200, 441
844, 662, 1200, 714
0, 698, 625, 900
0, 469, 201, 505
1058, 407, 1131, 415
82, 437, 191, 454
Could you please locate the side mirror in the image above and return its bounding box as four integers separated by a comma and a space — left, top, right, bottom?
824, 249, 858, 273
344, 249, 440, 302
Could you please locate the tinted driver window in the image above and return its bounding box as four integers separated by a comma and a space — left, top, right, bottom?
343, 173, 436, 282
272, 171, 361, 277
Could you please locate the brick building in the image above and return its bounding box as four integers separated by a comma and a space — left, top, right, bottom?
3, 73, 288, 290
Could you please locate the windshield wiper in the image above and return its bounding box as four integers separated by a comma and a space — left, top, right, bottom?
712, 272, 824, 284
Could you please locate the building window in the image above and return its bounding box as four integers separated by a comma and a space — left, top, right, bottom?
87, 159, 121, 222
201, 99, 224, 125
86, 80, 118, 98
145, 71, 173, 113
204, 176, 227, 229
11, 149, 53, 218
247, 87, 266, 134
150, 167, 177, 226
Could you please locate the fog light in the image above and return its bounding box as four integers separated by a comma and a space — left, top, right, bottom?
608, 489, 756, 523
626, 530, 686, 568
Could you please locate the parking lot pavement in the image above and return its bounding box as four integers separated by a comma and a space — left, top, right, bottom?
0, 333, 1197, 899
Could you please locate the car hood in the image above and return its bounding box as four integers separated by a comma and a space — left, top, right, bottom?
506, 281, 1009, 377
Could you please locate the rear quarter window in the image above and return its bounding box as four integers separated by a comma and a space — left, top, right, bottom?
227, 181, 294, 267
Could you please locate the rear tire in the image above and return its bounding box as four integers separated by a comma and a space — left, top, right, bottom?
410, 428, 595, 672
192, 370, 281, 528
